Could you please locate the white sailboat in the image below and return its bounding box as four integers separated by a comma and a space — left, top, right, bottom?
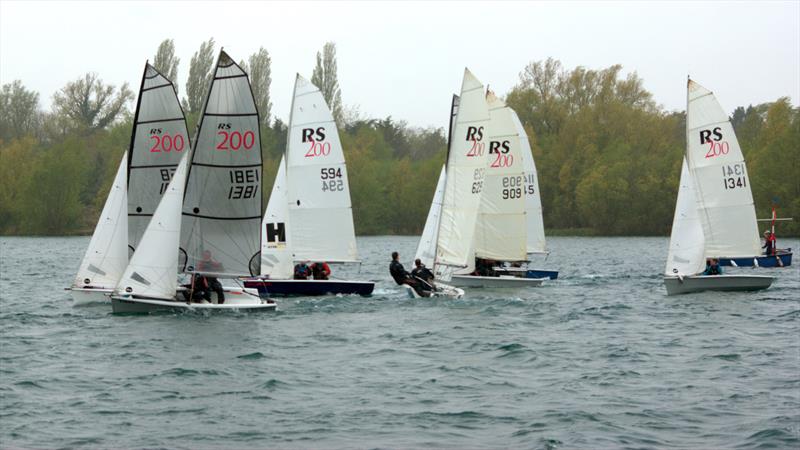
111, 50, 275, 312
243, 75, 374, 296
69, 152, 129, 305
663, 79, 773, 295
408, 69, 490, 298
450, 91, 546, 288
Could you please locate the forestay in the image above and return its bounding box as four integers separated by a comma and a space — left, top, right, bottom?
73, 152, 129, 289
514, 110, 547, 254
181, 51, 263, 277
414, 165, 446, 268
473, 92, 527, 262
665, 158, 706, 276
685, 79, 761, 258
286, 74, 358, 263
128, 63, 189, 253
260, 156, 293, 278
116, 153, 190, 299
434, 69, 490, 279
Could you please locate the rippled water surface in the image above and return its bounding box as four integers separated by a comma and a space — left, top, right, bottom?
1, 236, 798, 449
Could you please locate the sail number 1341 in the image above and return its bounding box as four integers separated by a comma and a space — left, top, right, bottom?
722, 163, 747, 190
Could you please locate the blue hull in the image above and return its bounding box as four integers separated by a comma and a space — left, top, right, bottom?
719, 252, 792, 268
242, 278, 375, 297
526, 269, 559, 280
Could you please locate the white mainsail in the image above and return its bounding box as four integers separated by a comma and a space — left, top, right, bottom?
665, 157, 706, 276
260, 156, 293, 278
286, 74, 358, 263
128, 63, 190, 253
73, 152, 129, 289
115, 153, 190, 299
434, 69, 490, 280
473, 92, 527, 262
181, 51, 263, 277
414, 165, 446, 268
515, 111, 547, 254
686, 79, 761, 258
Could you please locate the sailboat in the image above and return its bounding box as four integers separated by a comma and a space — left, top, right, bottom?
111, 50, 276, 312
242, 75, 374, 296
663, 79, 774, 295
719, 205, 793, 267
449, 91, 552, 288
69, 152, 129, 305
408, 68, 491, 298
70, 63, 189, 305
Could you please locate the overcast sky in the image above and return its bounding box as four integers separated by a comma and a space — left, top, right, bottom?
1, 0, 798, 129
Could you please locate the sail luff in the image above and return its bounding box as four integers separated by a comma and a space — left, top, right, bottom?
260, 155, 293, 278
414, 165, 446, 268
665, 157, 706, 276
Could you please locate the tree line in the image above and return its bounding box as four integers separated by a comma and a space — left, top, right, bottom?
0, 41, 797, 237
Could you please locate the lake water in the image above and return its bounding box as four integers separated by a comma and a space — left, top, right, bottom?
1, 236, 798, 449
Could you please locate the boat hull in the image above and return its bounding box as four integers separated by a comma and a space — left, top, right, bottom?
242, 278, 374, 297
70, 287, 113, 306
494, 267, 559, 280
718, 251, 792, 268
663, 274, 774, 296
111, 288, 276, 313
450, 274, 546, 288
404, 282, 464, 299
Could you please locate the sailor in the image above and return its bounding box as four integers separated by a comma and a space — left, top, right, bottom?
702, 258, 723, 276
293, 261, 311, 280
763, 230, 776, 256
197, 250, 225, 304
390, 252, 415, 287
411, 259, 434, 284
311, 262, 331, 280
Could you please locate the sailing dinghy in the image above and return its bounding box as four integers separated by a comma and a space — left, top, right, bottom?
408, 69, 491, 298
69, 152, 129, 305
243, 75, 374, 297
450, 91, 548, 288
663, 79, 773, 295
111, 51, 275, 312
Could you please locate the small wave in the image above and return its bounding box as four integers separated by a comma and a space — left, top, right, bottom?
739, 427, 798, 448
258, 378, 287, 390
13, 380, 44, 389
712, 353, 741, 361
161, 367, 200, 377
237, 352, 267, 360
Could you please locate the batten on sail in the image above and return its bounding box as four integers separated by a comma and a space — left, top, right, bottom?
128, 63, 190, 253
73, 152, 129, 289
434, 69, 491, 280
285, 74, 359, 264
685, 80, 761, 258
181, 51, 263, 277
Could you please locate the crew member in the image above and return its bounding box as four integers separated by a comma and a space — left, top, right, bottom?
311, 262, 331, 280
198, 250, 225, 304
702, 258, 723, 276
294, 261, 311, 280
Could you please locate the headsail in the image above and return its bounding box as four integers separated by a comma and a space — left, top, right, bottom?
434, 69, 490, 280
514, 111, 547, 254
260, 156, 293, 278
665, 157, 706, 276
414, 165, 446, 268
473, 92, 527, 262
116, 153, 190, 299
685, 79, 761, 258
286, 74, 358, 263
73, 152, 129, 289
181, 51, 263, 277
128, 63, 190, 253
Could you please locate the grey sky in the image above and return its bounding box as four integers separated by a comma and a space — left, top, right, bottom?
1, 0, 798, 129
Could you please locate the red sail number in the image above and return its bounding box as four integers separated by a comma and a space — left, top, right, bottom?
150, 134, 186, 153
305, 140, 332, 157
216, 130, 256, 151
705, 141, 730, 159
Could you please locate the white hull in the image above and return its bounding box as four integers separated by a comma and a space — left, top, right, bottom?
111, 287, 276, 313
70, 287, 113, 306
404, 282, 464, 299
450, 274, 546, 288
663, 274, 774, 296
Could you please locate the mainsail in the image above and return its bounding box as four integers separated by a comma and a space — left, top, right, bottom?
260, 156, 293, 278
414, 165, 446, 268
286, 74, 358, 263
434, 69, 490, 279
665, 157, 706, 276
685, 79, 761, 258
473, 92, 527, 262
514, 111, 547, 254
181, 51, 263, 277
73, 152, 129, 289
128, 63, 190, 253
116, 153, 190, 299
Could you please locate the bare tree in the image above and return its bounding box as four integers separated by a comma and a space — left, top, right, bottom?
185, 38, 215, 113
153, 39, 180, 93
311, 42, 343, 125
51, 73, 133, 131
248, 47, 273, 125
0, 80, 40, 141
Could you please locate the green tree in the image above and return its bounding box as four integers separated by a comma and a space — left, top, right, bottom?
184, 38, 215, 113
0, 81, 40, 142
311, 42, 343, 125
153, 39, 180, 93
248, 47, 273, 125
